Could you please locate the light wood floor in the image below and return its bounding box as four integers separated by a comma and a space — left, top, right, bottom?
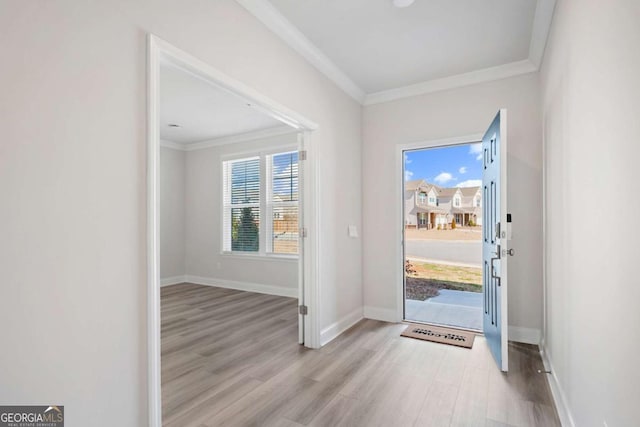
161, 283, 560, 427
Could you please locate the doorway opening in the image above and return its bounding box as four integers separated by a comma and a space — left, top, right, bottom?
402, 142, 484, 331
147, 35, 320, 426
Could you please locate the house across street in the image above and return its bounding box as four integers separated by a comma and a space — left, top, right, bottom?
404, 179, 482, 229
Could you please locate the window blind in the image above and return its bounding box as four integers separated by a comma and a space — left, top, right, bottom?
270, 152, 299, 254
223, 157, 260, 252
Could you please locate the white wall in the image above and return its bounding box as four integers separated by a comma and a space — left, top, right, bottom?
362, 73, 543, 336
0, 1, 362, 425
540, 1, 640, 425
160, 145, 185, 282
184, 134, 298, 296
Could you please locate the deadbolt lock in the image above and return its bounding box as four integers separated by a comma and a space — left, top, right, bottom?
502, 248, 515, 256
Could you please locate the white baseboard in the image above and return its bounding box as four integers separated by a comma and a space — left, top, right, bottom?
540, 346, 575, 427
320, 307, 364, 346
508, 326, 541, 344
184, 275, 298, 298
363, 306, 399, 323
160, 275, 187, 287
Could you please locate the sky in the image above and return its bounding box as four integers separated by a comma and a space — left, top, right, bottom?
404, 142, 482, 188
272, 151, 298, 201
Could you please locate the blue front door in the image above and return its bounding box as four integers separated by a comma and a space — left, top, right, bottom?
482, 110, 509, 372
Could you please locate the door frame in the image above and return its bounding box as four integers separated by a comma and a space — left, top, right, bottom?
395, 134, 483, 323
147, 34, 321, 427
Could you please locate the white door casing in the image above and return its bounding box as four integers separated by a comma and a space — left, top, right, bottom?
395, 134, 484, 324
147, 34, 320, 427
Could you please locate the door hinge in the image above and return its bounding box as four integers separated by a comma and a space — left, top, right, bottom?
300, 228, 308, 238
299, 150, 307, 161
299, 305, 308, 315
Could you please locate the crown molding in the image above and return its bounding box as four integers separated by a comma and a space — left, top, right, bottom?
159, 139, 185, 150
161, 125, 298, 152
529, 0, 557, 68
236, 0, 556, 106
235, 0, 366, 103
364, 59, 537, 105
186, 125, 297, 151
365, 0, 556, 105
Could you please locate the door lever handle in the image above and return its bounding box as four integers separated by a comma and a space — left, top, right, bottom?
490, 256, 501, 285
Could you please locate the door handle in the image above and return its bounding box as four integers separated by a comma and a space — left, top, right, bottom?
490, 255, 501, 285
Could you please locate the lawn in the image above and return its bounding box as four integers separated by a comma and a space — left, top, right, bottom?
405, 261, 482, 301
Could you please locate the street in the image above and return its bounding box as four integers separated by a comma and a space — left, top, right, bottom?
405, 239, 482, 266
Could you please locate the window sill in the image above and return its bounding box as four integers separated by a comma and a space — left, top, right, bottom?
220, 252, 299, 262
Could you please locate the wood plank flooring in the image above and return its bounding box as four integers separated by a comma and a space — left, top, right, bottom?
161, 283, 560, 427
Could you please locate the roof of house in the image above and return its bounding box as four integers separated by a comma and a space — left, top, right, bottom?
421, 184, 438, 193
405, 179, 442, 194
459, 186, 481, 197
404, 179, 426, 191
408, 180, 481, 198
437, 187, 461, 197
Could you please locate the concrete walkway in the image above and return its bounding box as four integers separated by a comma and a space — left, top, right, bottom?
405, 289, 483, 331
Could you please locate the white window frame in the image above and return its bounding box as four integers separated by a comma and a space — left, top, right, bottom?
221, 146, 299, 259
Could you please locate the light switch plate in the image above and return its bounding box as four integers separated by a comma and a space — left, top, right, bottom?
348, 225, 358, 238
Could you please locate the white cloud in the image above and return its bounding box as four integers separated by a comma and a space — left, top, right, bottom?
469, 143, 482, 154
404, 170, 414, 181
434, 172, 454, 185
456, 179, 482, 188
469, 143, 483, 161
404, 153, 412, 164
458, 166, 467, 174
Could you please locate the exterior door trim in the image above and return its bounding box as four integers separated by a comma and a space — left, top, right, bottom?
395, 134, 483, 323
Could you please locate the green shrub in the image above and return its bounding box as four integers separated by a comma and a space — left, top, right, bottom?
451, 218, 457, 229
232, 207, 259, 251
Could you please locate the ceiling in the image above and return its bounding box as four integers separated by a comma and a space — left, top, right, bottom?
269, 0, 536, 93
160, 64, 286, 144
237, 0, 556, 104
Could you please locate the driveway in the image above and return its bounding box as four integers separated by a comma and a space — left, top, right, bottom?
405, 239, 481, 266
